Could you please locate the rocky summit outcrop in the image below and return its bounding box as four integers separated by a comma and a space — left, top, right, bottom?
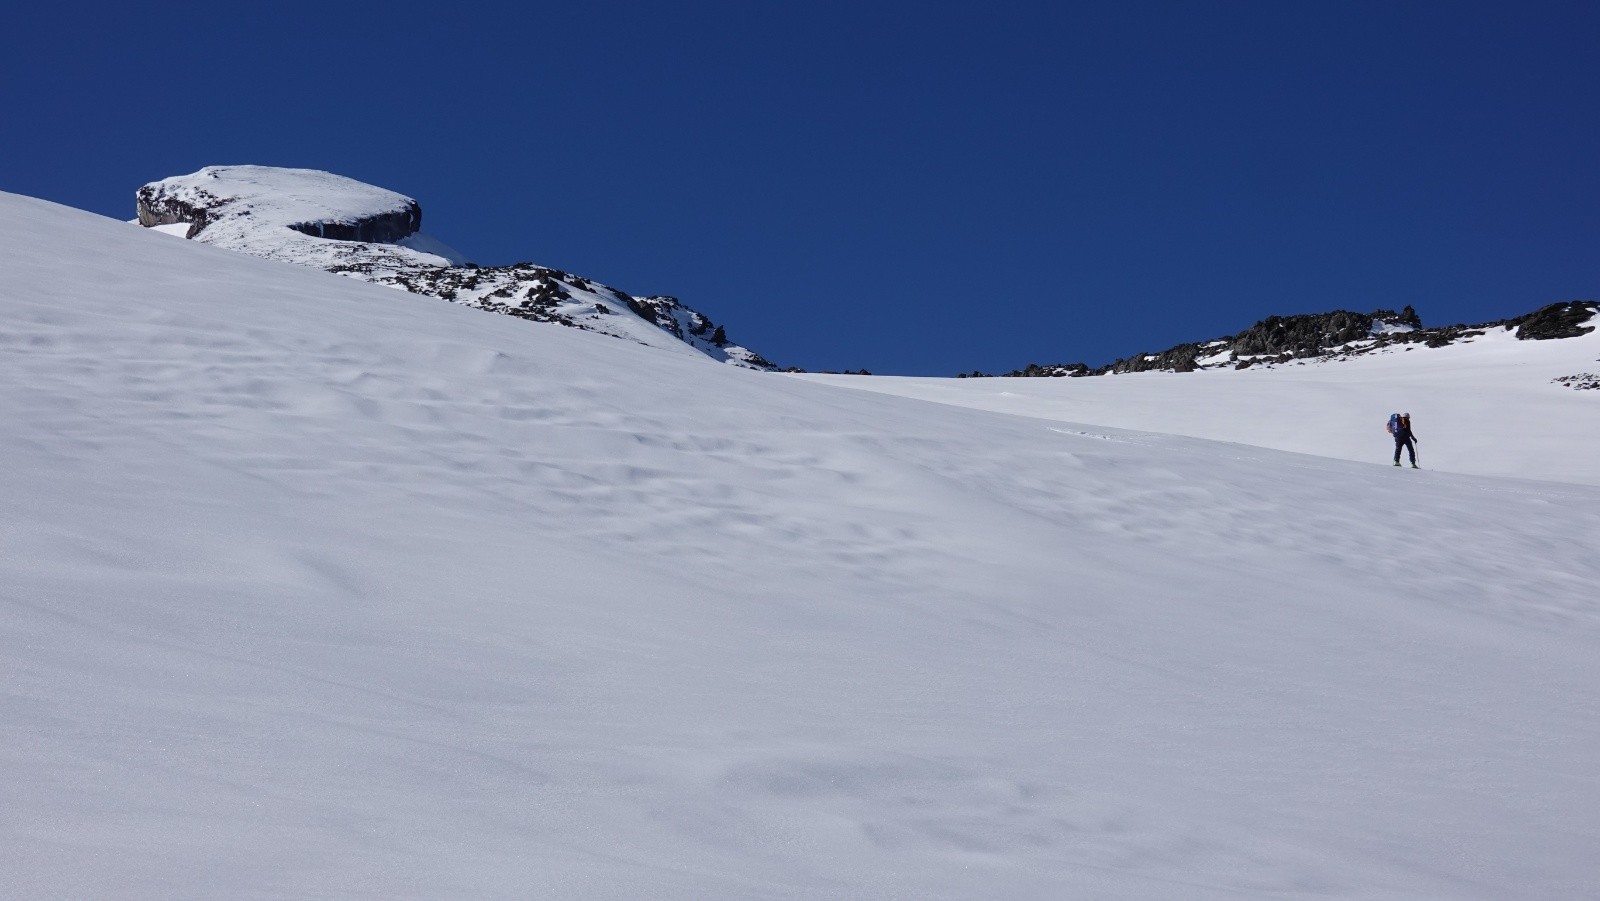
135, 187, 216, 239
988, 302, 1597, 379
135, 167, 775, 370
137, 166, 422, 243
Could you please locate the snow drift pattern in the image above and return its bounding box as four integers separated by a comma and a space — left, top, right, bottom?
5, 188, 1600, 898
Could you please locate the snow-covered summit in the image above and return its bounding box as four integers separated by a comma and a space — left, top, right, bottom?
138, 165, 423, 242
136, 166, 774, 369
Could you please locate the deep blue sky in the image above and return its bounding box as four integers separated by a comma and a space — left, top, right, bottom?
6, 2, 1598, 374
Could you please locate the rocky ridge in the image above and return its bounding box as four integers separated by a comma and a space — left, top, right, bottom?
344, 259, 768, 366
136, 167, 774, 370
991, 302, 1599, 379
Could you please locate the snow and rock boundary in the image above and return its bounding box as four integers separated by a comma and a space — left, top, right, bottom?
993, 302, 1599, 378
135, 166, 775, 370
137, 165, 422, 242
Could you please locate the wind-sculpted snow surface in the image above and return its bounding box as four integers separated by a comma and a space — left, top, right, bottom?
137, 166, 774, 369
5, 191, 1600, 898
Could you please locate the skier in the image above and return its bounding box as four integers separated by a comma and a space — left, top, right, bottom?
1388, 412, 1419, 468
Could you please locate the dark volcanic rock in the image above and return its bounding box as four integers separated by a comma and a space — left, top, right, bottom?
988, 300, 1594, 379
1510, 301, 1599, 341
1008, 362, 1092, 378
1553, 373, 1600, 390
285, 201, 421, 243
1102, 341, 1209, 375
1231, 310, 1387, 357
135, 185, 217, 238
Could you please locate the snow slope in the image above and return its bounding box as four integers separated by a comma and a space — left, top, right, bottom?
4, 190, 1600, 899
799, 327, 1600, 487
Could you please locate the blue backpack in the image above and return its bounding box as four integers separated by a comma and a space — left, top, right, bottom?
1387, 413, 1401, 435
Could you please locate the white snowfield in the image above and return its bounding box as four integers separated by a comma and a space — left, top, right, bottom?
3, 190, 1599, 899
797, 327, 1600, 487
